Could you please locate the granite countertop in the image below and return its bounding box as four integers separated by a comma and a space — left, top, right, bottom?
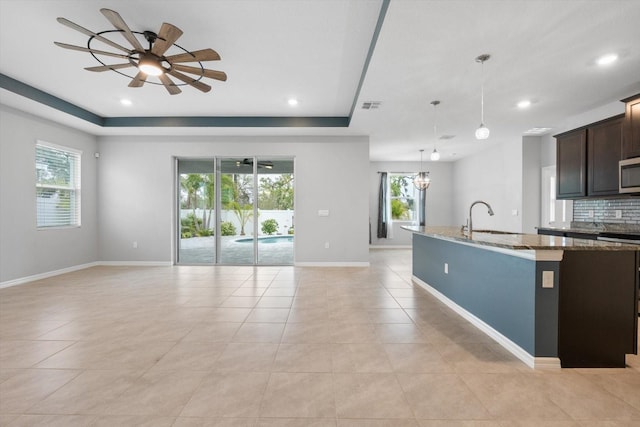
402, 226, 640, 251
537, 224, 640, 236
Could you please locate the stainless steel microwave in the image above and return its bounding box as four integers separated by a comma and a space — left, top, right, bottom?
619, 157, 640, 193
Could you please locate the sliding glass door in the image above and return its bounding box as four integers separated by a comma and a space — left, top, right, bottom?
256, 159, 294, 264
219, 158, 255, 264
177, 159, 215, 264
176, 156, 294, 265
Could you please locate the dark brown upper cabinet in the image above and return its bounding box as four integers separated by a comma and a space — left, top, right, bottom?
555, 114, 624, 199
556, 128, 587, 199
588, 115, 624, 196
622, 94, 640, 159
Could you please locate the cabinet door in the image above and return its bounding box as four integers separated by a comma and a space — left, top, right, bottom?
622, 95, 640, 159
588, 116, 623, 196
556, 129, 586, 199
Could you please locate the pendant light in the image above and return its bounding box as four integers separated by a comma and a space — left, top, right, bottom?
430, 100, 441, 161
413, 149, 431, 190
475, 54, 491, 140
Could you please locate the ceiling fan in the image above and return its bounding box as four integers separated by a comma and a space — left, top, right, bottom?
54, 8, 227, 95
237, 159, 274, 170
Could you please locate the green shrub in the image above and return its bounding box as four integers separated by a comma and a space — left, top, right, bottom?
196, 229, 213, 237
221, 221, 236, 236
261, 218, 279, 235
391, 199, 410, 220
288, 227, 294, 235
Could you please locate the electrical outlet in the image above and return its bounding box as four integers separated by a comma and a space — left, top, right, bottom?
615, 210, 622, 219
588, 210, 594, 218
324, 242, 330, 249
132, 241, 138, 249
542, 271, 554, 288
444, 263, 448, 274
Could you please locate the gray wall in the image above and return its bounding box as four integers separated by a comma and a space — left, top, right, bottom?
97, 135, 370, 265
522, 136, 542, 234
369, 161, 454, 246
452, 140, 523, 232
0, 105, 98, 283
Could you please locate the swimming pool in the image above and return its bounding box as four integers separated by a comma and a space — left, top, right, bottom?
235, 235, 294, 244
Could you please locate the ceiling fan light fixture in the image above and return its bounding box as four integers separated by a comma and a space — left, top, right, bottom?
138, 54, 163, 76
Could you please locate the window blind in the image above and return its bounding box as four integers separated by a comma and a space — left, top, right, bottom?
35, 142, 82, 228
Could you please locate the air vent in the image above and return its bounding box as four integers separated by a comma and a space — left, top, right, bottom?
524, 127, 552, 135
361, 101, 381, 110
439, 135, 455, 140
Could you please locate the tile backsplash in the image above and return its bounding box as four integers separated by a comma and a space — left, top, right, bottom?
573, 198, 640, 228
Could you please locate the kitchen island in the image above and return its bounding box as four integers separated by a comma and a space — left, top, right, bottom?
403, 226, 639, 369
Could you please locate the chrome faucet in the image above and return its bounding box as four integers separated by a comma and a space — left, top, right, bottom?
468, 200, 494, 234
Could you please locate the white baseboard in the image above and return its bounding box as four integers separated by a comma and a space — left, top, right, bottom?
369, 245, 412, 249
0, 262, 100, 289
0, 261, 171, 289
412, 275, 561, 370
98, 261, 173, 267
294, 262, 370, 267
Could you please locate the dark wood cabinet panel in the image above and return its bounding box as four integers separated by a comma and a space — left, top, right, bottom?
558, 250, 638, 367
556, 129, 587, 199
588, 116, 624, 196
622, 94, 640, 159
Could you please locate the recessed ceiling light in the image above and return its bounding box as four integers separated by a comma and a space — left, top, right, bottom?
517, 100, 531, 109
596, 53, 618, 66
120, 98, 132, 106
288, 98, 298, 106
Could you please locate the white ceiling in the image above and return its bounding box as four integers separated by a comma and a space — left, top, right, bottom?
1, 0, 640, 162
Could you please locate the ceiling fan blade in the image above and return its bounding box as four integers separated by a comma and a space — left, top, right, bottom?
168, 70, 211, 93
85, 63, 134, 72
152, 23, 183, 57
158, 73, 181, 95
57, 17, 132, 54
54, 42, 130, 59
128, 72, 147, 87
100, 8, 144, 52
172, 64, 227, 81
165, 48, 220, 63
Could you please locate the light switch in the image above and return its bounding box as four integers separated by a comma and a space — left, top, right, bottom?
542, 271, 554, 288
318, 210, 329, 217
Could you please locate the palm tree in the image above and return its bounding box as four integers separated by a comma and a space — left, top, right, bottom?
181, 174, 204, 231
232, 202, 253, 236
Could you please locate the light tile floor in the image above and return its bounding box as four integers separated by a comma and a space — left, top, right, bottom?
1, 249, 639, 426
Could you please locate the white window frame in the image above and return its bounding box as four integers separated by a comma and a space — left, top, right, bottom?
388, 173, 418, 223
35, 141, 82, 229
541, 165, 572, 228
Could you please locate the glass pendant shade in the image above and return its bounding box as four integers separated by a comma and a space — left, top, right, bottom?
475, 124, 490, 140
413, 149, 430, 189
430, 148, 440, 161
413, 171, 431, 190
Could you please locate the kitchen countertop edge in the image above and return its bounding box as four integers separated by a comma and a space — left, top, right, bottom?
402, 226, 640, 251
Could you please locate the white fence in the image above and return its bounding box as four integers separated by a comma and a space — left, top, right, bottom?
180, 209, 294, 235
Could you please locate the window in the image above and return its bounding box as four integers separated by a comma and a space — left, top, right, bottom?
541, 165, 572, 228
35, 141, 81, 228
389, 174, 417, 221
